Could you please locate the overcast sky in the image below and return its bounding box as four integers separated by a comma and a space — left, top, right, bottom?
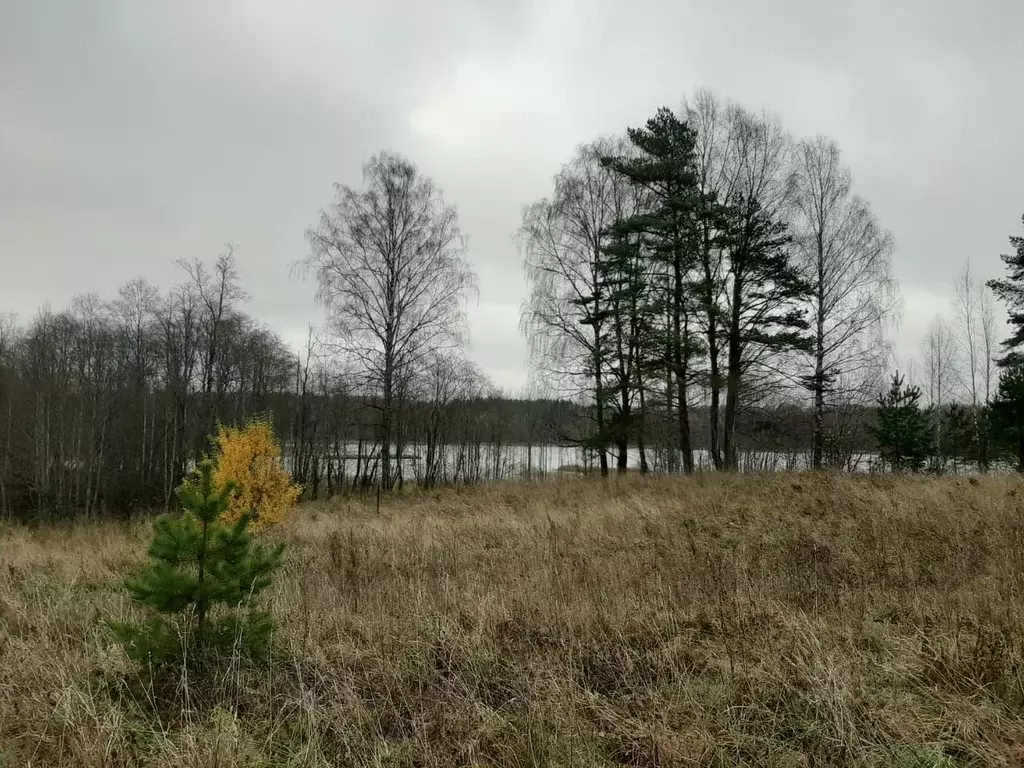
2, 0, 1023, 393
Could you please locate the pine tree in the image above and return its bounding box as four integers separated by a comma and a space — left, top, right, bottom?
721, 197, 812, 469
871, 373, 931, 472
986, 213, 1024, 367
601, 108, 707, 473
598, 217, 661, 472
989, 365, 1024, 472
111, 461, 284, 666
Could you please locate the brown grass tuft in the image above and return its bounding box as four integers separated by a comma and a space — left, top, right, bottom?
3, 472, 1024, 766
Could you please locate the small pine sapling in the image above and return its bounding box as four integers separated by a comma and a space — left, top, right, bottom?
871, 372, 932, 473
111, 461, 284, 667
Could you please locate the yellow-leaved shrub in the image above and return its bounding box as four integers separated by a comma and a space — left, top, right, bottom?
207, 419, 301, 530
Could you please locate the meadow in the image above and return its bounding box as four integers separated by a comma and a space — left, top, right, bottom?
3, 472, 1024, 766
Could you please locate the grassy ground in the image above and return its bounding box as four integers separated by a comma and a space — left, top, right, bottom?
3, 473, 1024, 766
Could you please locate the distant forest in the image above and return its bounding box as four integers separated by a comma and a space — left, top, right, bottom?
0, 254, 874, 522
0, 266, 873, 521
3, 88, 1024, 519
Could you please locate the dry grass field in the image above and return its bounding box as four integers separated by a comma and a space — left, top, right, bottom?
3, 473, 1024, 766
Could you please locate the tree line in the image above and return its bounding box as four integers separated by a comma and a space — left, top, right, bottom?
0, 240, 574, 519
0, 251, 298, 519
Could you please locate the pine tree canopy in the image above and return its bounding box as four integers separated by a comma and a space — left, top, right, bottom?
989, 364, 1024, 471
871, 373, 932, 472
986, 213, 1024, 367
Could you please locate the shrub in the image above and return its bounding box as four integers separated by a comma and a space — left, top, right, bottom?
110, 462, 285, 667
208, 418, 301, 530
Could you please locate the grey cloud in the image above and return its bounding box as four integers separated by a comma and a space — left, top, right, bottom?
2, 0, 1022, 392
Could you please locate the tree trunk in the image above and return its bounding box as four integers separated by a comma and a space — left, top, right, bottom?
702, 229, 723, 470
673, 222, 694, 474
722, 264, 745, 470
616, 436, 628, 472
380, 385, 393, 493
617, 367, 631, 473
811, 237, 826, 470
637, 366, 649, 474
592, 268, 609, 477
664, 355, 679, 473
812, 375, 825, 470
675, 310, 695, 474
196, 518, 209, 635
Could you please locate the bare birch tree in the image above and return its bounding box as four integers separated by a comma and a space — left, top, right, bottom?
980, 283, 998, 402
789, 135, 899, 468
952, 262, 984, 404
922, 315, 958, 465
922, 315, 958, 408
304, 152, 475, 491
683, 90, 733, 467
519, 138, 636, 476
685, 91, 808, 470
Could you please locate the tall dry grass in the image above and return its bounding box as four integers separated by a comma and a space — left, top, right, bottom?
3, 473, 1024, 766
